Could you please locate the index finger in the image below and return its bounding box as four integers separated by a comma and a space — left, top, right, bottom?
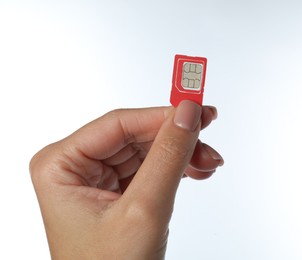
67, 107, 172, 160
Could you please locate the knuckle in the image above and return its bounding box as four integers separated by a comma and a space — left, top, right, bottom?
29, 144, 55, 184
29, 153, 38, 177
29, 150, 43, 179
157, 136, 189, 163
123, 199, 163, 229
105, 108, 124, 119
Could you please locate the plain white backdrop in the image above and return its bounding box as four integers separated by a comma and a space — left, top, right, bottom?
0, 0, 301, 259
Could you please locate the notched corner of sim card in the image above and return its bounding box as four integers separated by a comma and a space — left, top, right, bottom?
170, 54, 207, 107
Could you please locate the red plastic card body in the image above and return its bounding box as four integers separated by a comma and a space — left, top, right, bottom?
170, 54, 207, 107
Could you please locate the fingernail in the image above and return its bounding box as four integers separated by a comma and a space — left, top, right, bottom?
174, 100, 202, 131
203, 143, 224, 166
208, 106, 218, 120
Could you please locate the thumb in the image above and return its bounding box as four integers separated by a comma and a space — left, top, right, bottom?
123, 100, 201, 215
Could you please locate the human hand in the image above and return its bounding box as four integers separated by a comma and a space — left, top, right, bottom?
30, 100, 223, 260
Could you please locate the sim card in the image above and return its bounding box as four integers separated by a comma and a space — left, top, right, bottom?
170, 54, 207, 107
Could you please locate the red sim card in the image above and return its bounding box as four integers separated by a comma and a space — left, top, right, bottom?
170, 54, 207, 107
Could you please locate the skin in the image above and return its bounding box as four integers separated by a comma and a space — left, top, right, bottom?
30, 101, 224, 260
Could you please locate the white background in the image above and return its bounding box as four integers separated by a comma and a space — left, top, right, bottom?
1, 0, 302, 259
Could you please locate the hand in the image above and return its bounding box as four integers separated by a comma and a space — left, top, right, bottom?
30, 100, 224, 260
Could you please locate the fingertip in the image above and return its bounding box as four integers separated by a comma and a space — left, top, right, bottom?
174, 100, 202, 132
190, 140, 224, 171
207, 106, 218, 120
185, 167, 216, 180
202, 143, 224, 166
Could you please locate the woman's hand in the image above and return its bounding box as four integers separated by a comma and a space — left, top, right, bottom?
30, 100, 223, 260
